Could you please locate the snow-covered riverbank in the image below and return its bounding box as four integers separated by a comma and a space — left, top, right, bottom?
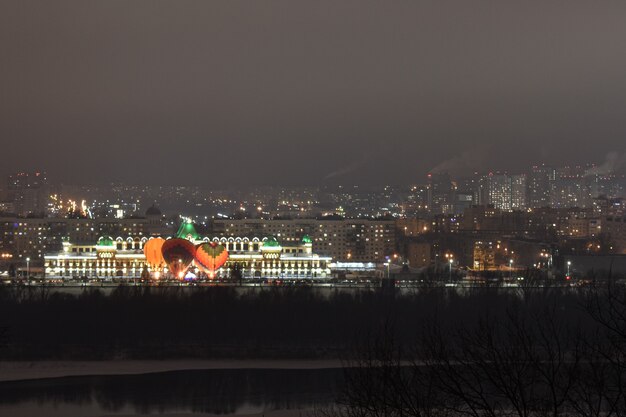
0, 359, 344, 382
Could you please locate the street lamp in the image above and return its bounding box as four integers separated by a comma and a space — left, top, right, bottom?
26, 257, 30, 281
567, 260, 571, 279
444, 253, 454, 283
509, 259, 513, 280
384, 256, 391, 279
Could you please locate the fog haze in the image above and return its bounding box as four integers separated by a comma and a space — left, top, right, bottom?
1, 1, 625, 185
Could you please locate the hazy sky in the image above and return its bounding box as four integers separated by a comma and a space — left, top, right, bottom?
1, 1, 626, 185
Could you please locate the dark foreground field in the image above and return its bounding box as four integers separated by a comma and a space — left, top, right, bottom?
3, 284, 626, 417
0, 284, 607, 360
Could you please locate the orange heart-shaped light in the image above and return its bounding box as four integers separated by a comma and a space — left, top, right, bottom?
195, 242, 229, 278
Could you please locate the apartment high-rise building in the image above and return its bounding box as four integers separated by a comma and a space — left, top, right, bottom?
511, 174, 527, 210
550, 168, 592, 208
427, 173, 454, 215
527, 165, 554, 208
7, 171, 49, 216
481, 173, 526, 211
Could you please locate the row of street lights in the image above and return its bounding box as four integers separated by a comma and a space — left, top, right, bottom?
16, 256, 575, 283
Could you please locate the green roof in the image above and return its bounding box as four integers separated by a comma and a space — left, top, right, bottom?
263, 236, 281, 247
176, 220, 200, 240
98, 236, 114, 247
301, 234, 312, 244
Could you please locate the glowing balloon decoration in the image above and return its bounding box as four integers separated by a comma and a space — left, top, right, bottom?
195, 242, 229, 278
161, 238, 196, 279
143, 237, 165, 276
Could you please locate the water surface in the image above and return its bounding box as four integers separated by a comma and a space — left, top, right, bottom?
0, 368, 344, 416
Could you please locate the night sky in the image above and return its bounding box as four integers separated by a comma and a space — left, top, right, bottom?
1, 1, 626, 185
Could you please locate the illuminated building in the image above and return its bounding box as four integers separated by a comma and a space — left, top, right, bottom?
404, 185, 429, 215
427, 173, 454, 215
527, 165, 554, 208
44, 222, 331, 280
550, 176, 592, 209
473, 241, 496, 270
396, 218, 430, 236
0, 216, 151, 261
6, 171, 48, 216
480, 173, 526, 211
211, 218, 395, 262
590, 173, 624, 200
0, 206, 167, 261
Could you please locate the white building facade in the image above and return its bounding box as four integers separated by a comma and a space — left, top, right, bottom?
44, 233, 332, 280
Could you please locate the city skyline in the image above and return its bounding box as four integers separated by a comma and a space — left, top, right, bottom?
2, 156, 625, 220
